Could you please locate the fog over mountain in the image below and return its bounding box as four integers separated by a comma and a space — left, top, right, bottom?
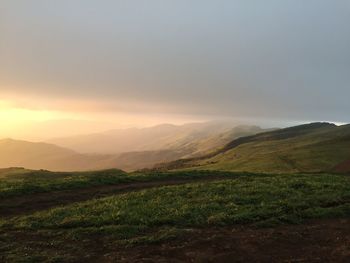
0, 122, 266, 171
48, 122, 263, 154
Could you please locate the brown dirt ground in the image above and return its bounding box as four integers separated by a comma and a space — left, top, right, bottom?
334, 159, 350, 173
1, 219, 349, 263
107, 219, 350, 262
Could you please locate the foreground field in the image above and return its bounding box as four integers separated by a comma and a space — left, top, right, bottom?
0, 170, 349, 262
1, 218, 349, 262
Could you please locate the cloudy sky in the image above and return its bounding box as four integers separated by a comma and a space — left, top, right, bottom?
1, 0, 350, 139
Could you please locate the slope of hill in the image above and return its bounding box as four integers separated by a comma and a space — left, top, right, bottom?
0, 139, 115, 171
0, 124, 266, 171
48, 122, 265, 155
0, 140, 183, 172
158, 122, 350, 173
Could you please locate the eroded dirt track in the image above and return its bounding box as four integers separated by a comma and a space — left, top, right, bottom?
112, 218, 350, 263
1, 219, 349, 262
0, 176, 229, 218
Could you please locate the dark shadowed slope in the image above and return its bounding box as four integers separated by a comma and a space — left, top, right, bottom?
220, 122, 336, 152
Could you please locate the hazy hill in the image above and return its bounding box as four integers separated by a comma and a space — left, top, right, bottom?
158, 122, 350, 174
0, 139, 187, 171
0, 139, 116, 171
48, 122, 264, 155
0, 123, 266, 171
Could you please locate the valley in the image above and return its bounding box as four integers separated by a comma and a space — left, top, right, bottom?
0, 122, 266, 172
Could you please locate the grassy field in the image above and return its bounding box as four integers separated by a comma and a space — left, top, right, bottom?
0, 168, 129, 197
1, 172, 350, 261
0, 168, 223, 198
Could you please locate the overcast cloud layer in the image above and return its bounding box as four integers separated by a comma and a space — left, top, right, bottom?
1, 0, 350, 123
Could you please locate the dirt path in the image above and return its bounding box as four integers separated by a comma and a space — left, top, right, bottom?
110, 218, 350, 263
0, 176, 229, 218
2, 218, 348, 262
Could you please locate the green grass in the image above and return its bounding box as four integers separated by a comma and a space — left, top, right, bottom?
179, 124, 350, 173
0, 168, 128, 197
4, 173, 350, 235
0, 168, 250, 198
1, 172, 350, 261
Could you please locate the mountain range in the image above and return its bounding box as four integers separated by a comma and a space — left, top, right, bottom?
47, 122, 264, 154
1, 121, 349, 173
0, 122, 265, 171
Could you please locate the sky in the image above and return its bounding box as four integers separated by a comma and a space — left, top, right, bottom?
1, 0, 350, 140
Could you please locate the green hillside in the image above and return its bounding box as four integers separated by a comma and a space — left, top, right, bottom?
159, 123, 350, 173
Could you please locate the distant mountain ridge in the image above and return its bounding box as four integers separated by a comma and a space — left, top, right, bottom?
0, 122, 266, 171
157, 122, 350, 173
48, 122, 264, 155
2, 122, 350, 173
0, 138, 111, 171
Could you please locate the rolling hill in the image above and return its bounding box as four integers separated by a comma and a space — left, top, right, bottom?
158, 122, 350, 173
0, 139, 115, 171
0, 139, 187, 171
0, 123, 266, 171
48, 122, 265, 155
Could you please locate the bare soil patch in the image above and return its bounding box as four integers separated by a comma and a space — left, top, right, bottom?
111, 218, 350, 263
334, 159, 350, 173
2, 219, 348, 262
